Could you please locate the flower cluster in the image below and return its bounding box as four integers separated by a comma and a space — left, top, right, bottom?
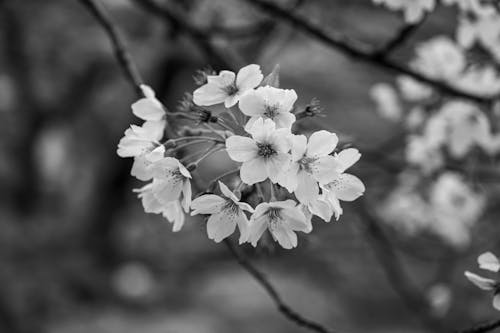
380, 171, 484, 248
117, 64, 365, 249
370, 1, 500, 248
465, 252, 500, 311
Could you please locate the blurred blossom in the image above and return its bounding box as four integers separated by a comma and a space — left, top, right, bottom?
112, 262, 156, 300
370, 83, 402, 121
380, 172, 484, 248
35, 126, 71, 189
412, 36, 466, 80
397, 76, 433, 102
427, 284, 452, 317
372, 0, 436, 23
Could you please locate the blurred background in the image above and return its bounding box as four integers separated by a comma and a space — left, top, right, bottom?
1, 0, 499, 332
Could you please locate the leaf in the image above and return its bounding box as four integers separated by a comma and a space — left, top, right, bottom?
261, 64, 280, 88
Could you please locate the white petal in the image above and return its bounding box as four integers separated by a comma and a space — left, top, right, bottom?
218, 181, 239, 202
478, 252, 500, 272
224, 94, 239, 108
239, 90, 266, 116
248, 118, 275, 142
207, 211, 237, 242
327, 173, 365, 202
308, 199, 333, 223
190, 194, 225, 215
493, 294, 500, 311
311, 155, 341, 184
236, 64, 263, 91
291, 135, 307, 161
307, 131, 338, 157
225, 136, 258, 162
249, 214, 268, 247
131, 155, 153, 181
280, 206, 310, 232
265, 153, 291, 183
274, 112, 296, 129
181, 179, 192, 212
240, 158, 268, 185
236, 211, 250, 244
132, 98, 164, 121
151, 178, 183, 204
271, 225, 297, 249
193, 83, 227, 106
336, 148, 361, 173
464, 271, 496, 290
294, 172, 319, 204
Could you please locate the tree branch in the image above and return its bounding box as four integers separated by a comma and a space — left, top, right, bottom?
355, 199, 447, 332
458, 319, 500, 333
243, 0, 496, 105
78, 0, 144, 97
224, 239, 338, 333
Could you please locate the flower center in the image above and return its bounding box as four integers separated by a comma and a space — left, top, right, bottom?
223, 199, 239, 214
266, 207, 283, 231
263, 104, 280, 119
223, 82, 239, 96
257, 142, 277, 158
298, 156, 317, 174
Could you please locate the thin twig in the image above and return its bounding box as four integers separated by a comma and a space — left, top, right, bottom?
373, 14, 429, 57
356, 199, 447, 333
458, 319, 500, 333
78, 0, 144, 97
223, 239, 338, 333
243, 0, 496, 105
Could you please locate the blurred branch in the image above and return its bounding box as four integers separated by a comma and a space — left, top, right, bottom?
242, 0, 496, 105
458, 319, 500, 333
131, 0, 243, 69
78, 0, 144, 97
224, 239, 338, 333
373, 15, 428, 57
355, 199, 447, 333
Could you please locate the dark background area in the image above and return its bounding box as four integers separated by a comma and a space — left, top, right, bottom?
0, 1, 499, 332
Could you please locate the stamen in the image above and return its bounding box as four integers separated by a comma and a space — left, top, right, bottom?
257, 143, 277, 158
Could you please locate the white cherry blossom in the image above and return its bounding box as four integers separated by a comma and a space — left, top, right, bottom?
193, 64, 263, 108
279, 131, 340, 205
465, 251, 500, 311
132, 84, 166, 122
321, 148, 365, 220
191, 181, 254, 244
117, 120, 165, 158
135, 183, 185, 232
412, 36, 466, 80
370, 83, 402, 121
239, 86, 297, 130
397, 76, 433, 101
373, 0, 436, 23
248, 200, 310, 249
148, 157, 192, 211
225, 118, 291, 185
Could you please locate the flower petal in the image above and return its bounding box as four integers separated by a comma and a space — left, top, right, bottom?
478, 252, 500, 272
218, 181, 239, 202
271, 224, 297, 249
327, 173, 365, 201
239, 90, 266, 116
493, 294, 500, 311
291, 135, 307, 161
464, 271, 496, 290
191, 194, 225, 215
236, 64, 263, 91
335, 148, 361, 172
266, 153, 291, 183
307, 130, 338, 157
225, 135, 258, 162
240, 158, 268, 185
193, 83, 227, 106
249, 214, 268, 247
294, 172, 319, 204
207, 211, 237, 242
132, 98, 164, 121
